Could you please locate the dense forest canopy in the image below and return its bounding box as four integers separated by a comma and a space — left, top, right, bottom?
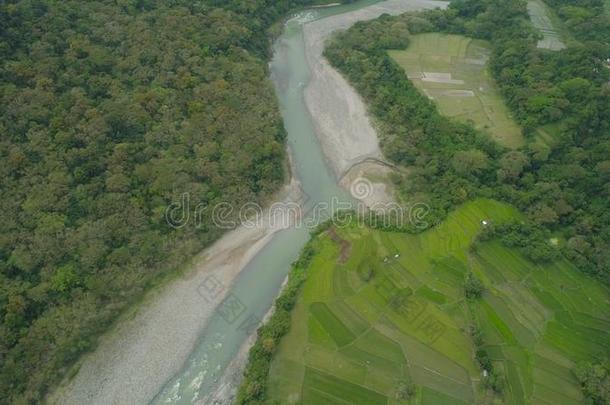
0, 0, 344, 402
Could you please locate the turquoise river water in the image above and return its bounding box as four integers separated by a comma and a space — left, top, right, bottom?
151, 2, 380, 403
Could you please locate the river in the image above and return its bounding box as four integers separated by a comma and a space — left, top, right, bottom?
150, 2, 380, 404
44, 2, 446, 404
150, 0, 456, 402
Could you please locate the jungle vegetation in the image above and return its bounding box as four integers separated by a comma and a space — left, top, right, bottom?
0, 0, 346, 401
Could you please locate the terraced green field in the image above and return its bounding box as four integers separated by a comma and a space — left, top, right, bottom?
389, 34, 524, 149
527, 0, 567, 51
266, 199, 610, 404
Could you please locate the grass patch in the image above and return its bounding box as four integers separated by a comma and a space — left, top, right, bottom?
303, 368, 387, 405
260, 199, 610, 404
421, 386, 469, 405
310, 302, 356, 347
389, 33, 524, 148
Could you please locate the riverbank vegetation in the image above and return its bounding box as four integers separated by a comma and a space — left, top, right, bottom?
236, 227, 323, 404
388, 33, 524, 148
0, 0, 350, 402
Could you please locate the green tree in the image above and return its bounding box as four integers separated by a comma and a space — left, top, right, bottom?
451, 149, 489, 177
464, 272, 484, 299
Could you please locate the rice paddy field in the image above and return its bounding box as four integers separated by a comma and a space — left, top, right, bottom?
266, 198, 610, 404
527, 0, 567, 51
388, 34, 524, 149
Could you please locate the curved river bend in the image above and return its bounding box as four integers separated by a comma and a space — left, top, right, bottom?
152, 1, 445, 403
151, 5, 358, 403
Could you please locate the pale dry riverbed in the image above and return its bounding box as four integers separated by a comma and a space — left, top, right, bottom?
304, 0, 448, 178
47, 179, 306, 405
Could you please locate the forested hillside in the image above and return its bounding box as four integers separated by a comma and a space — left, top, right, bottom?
0, 0, 341, 401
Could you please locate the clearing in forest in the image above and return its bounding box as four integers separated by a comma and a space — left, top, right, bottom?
527, 0, 567, 51
389, 33, 524, 149
266, 198, 610, 404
